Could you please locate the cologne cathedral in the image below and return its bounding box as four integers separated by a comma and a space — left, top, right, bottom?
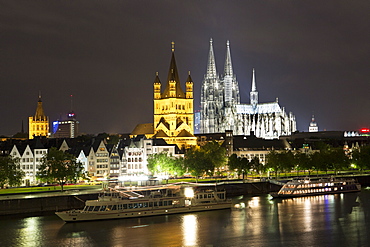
200, 39, 296, 139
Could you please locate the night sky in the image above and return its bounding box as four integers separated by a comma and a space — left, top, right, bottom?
1, 1, 369, 136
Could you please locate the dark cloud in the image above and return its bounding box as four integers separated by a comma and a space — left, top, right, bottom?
1, 0, 369, 135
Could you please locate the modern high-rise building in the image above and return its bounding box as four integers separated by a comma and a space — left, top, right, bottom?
200, 39, 296, 139
152, 42, 197, 149
29, 94, 49, 139
52, 95, 79, 138
52, 112, 79, 138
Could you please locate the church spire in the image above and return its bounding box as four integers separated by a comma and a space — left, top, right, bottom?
35, 93, 46, 121
251, 68, 257, 92
224, 40, 233, 76
250, 68, 258, 107
162, 41, 185, 98
206, 38, 217, 79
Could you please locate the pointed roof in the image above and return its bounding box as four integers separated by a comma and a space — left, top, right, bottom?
34, 94, 47, 120
205, 38, 217, 79
153, 130, 169, 138
251, 68, 257, 92
177, 129, 195, 137
161, 42, 185, 98
153, 72, 161, 84
223, 40, 233, 76
186, 71, 193, 84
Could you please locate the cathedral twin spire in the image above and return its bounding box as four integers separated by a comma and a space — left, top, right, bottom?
205, 39, 217, 80
224, 40, 234, 77
200, 39, 297, 138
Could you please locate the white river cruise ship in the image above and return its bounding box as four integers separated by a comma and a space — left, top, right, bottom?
56, 183, 232, 222
270, 177, 361, 198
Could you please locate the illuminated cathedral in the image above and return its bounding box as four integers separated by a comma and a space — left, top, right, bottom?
200, 39, 296, 139
152, 42, 197, 148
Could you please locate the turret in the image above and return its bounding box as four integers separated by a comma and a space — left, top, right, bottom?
153, 72, 161, 99
186, 71, 193, 99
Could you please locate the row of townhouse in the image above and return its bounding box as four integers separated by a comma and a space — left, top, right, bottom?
4, 135, 180, 186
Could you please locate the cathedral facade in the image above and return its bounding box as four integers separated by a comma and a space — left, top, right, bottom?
200, 39, 296, 139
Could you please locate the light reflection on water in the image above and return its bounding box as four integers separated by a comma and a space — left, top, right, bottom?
1, 191, 369, 247
182, 214, 197, 246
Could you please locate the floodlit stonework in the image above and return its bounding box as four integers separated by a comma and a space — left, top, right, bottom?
200, 39, 296, 139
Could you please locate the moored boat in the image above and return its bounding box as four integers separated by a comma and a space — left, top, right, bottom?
56, 183, 232, 222
270, 177, 361, 199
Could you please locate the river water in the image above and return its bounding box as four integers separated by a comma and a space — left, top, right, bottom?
1, 190, 370, 247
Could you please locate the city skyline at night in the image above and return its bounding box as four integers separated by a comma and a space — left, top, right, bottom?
1, 1, 369, 136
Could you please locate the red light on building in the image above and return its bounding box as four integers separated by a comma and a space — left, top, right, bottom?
360, 128, 370, 133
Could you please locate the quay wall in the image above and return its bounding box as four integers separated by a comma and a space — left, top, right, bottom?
0, 194, 98, 216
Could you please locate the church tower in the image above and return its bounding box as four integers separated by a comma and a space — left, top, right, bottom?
309, 115, 319, 132
221, 40, 240, 132
29, 94, 49, 139
153, 42, 197, 149
200, 38, 223, 133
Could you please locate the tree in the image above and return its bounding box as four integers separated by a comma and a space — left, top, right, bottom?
202, 141, 227, 169
294, 151, 312, 175
353, 145, 370, 171
328, 147, 350, 174
184, 141, 227, 180
184, 146, 211, 180
147, 152, 185, 178
250, 156, 264, 175
227, 154, 250, 181
0, 156, 24, 189
279, 151, 295, 177
266, 150, 281, 178
36, 148, 85, 191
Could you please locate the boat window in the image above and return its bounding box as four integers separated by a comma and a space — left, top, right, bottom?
164, 201, 168, 206
123, 204, 128, 209
128, 204, 133, 209
112, 205, 117, 210
169, 200, 172, 205
199, 195, 203, 199
93, 206, 100, 211
107, 205, 113, 210
218, 193, 225, 199
149, 202, 153, 207
144, 202, 148, 208
159, 201, 163, 206
154, 202, 158, 207
100, 206, 107, 211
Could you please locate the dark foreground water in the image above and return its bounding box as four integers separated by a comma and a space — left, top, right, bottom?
1, 190, 370, 247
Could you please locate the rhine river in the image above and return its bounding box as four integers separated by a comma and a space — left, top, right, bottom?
1, 190, 370, 247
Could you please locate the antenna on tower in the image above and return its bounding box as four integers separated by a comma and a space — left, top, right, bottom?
68, 94, 75, 119
70, 94, 73, 112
